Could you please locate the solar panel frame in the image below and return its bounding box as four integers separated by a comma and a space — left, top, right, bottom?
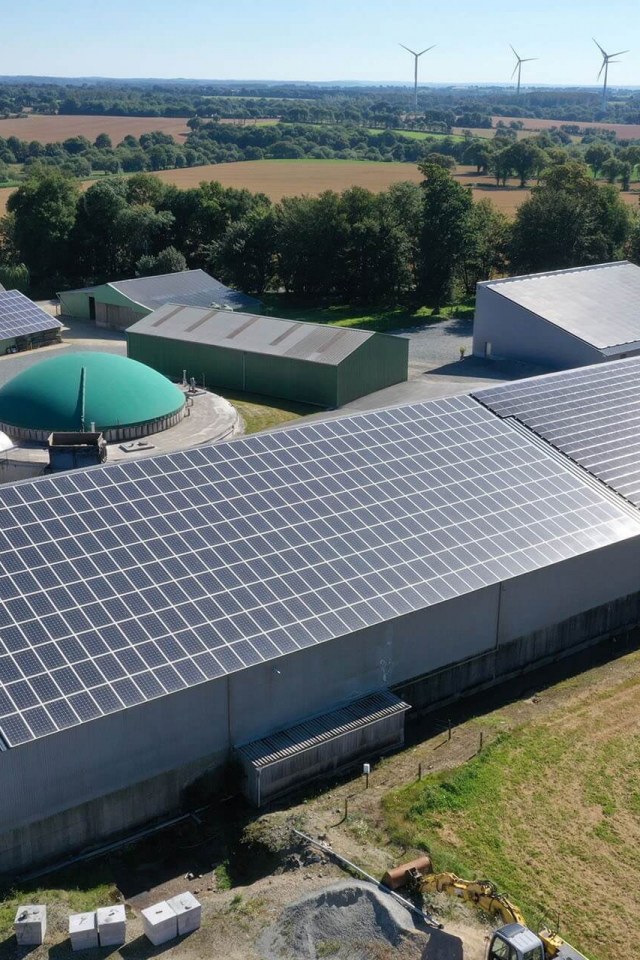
0, 290, 61, 339
0, 394, 639, 747
474, 357, 640, 506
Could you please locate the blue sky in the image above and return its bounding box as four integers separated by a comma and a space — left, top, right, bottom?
4, 0, 640, 86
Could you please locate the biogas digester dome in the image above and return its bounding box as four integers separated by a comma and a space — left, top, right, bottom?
0, 351, 186, 442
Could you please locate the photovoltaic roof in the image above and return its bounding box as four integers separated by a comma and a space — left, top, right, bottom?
474, 357, 640, 507
0, 290, 61, 340
127, 304, 375, 365
480, 261, 640, 352
0, 395, 638, 748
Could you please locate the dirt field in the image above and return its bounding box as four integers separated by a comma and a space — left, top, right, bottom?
493, 115, 640, 140
151, 159, 426, 199
0, 114, 190, 144
0, 158, 638, 220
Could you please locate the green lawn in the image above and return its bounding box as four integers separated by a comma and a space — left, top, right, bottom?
261, 297, 475, 333
382, 663, 640, 960
220, 390, 317, 434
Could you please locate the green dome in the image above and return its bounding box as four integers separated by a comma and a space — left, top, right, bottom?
0, 351, 185, 436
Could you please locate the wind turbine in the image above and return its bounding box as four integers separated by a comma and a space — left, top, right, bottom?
510, 45, 537, 95
594, 38, 628, 109
399, 43, 436, 113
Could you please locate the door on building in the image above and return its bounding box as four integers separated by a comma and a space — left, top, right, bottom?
88, 297, 96, 322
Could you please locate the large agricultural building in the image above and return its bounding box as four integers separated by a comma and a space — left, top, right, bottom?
473, 261, 640, 368
3, 356, 640, 873
58, 270, 261, 331
126, 304, 409, 407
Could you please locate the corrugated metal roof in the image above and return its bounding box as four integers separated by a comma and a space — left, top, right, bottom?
60, 271, 261, 313
480, 261, 640, 351
127, 303, 374, 365
237, 690, 410, 768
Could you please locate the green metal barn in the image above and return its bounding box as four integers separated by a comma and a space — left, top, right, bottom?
126, 304, 408, 408
57, 270, 260, 331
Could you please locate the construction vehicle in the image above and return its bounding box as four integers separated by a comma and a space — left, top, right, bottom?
382, 857, 590, 960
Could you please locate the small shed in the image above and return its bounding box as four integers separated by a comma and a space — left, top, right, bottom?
0, 290, 61, 355
57, 270, 261, 331
236, 690, 410, 806
473, 261, 640, 369
126, 305, 408, 407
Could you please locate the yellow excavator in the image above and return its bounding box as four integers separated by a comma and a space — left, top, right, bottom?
382, 857, 591, 960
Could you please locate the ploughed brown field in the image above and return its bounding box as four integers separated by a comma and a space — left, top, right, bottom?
492, 115, 640, 140
1, 159, 639, 219
0, 114, 191, 144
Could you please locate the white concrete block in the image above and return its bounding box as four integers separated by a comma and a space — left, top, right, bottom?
69, 911, 98, 951
96, 904, 126, 946
166, 892, 202, 935
14, 905, 47, 945
141, 901, 178, 946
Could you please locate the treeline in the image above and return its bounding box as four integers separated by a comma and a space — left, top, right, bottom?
0, 124, 471, 183
4, 78, 640, 128
0, 159, 637, 306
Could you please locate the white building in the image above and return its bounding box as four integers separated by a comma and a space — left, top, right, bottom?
473, 261, 640, 368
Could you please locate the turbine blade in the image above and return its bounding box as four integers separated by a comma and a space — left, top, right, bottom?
511, 64, 519, 79
593, 37, 608, 57
597, 62, 605, 80
610, 50, 629, 57
399, 43, 417, 56
510, 44, 520, 60
522, 58, 537, 62
417, 45, 436, 57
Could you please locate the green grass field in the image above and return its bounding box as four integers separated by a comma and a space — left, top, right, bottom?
261, 297, 475, 333
382, 657, 640, 960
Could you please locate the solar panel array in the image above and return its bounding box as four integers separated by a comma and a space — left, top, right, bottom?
0, 290, 61, 340
474, 358, 640, 507
0, 395, 638, 748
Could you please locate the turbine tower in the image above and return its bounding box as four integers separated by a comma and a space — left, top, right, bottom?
594, 38, 628, 110
510, 45, 537, 95
399, 43, 436, 113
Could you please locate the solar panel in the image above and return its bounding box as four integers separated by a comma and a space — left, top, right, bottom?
0, 290, 61, 340
0, 394, 638, 747
474, 357, 640, 506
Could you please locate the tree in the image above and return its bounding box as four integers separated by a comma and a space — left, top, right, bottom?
69, 177, 129, 282
502, 140, 547, 188
510, 161, 631, 274
206, 206, 276, 294
136, 245, 187, 277
463, 140, 493, 175
424, 152, 456, 171
94, 133, 112, 149
416, 162, 473, 306
584, 142, 613, 177
7, 168, 79, 285
459, 199, 509, 295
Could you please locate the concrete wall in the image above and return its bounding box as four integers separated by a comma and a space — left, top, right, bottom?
472, 285, 604, 369
3, 534, 640, 873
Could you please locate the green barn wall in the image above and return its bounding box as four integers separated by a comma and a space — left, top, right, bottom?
58, 285, 150, 321
128, 333, 339, 406
128, 329, 407, 408
336, 333, 409, 406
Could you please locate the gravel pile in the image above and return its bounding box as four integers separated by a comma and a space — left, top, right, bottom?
259, 880, 430, 960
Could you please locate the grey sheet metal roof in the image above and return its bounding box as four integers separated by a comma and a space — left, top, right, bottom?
480, 261, 640, 352
61, 271, 260, 313
127, 303, 375, 365
237, 690, 410, 768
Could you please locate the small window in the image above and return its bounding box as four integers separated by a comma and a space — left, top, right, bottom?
484, 341, 492, 358
489, 937, 510, 960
